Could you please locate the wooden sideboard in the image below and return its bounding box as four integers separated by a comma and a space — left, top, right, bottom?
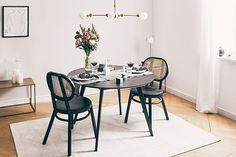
0, 78, 36, 117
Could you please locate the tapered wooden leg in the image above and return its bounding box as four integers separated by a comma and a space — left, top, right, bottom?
75, 84, 80, 96
117, 89, 122, 115
148, 97, 152, 129
124, 90, 133, 123
95, 89, 104, 151
42, 111, 56, 144
161, 96, 169, 120
79, 86, 86, 96
136, 87, 153, 136
68, 114, 73, 156
90, 107, 97, 138
73, 114, 78, 124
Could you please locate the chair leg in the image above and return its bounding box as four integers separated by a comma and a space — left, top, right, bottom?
68, 114, 73, 156
124, 90, 133, 123
73, 85, 86, 126
73, 114, 78, 124
161, 96, 169, 120
148, 97, 152, 129
143, 97, 147, 113
90, 107, 97, 138
71, 114, 75, 130
42, 111, 56, 145
117, 89, 122, 115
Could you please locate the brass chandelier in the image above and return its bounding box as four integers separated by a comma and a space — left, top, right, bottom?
80, 0, 148, 20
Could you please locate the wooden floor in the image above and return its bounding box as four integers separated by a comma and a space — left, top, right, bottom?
0, 90, 236, 157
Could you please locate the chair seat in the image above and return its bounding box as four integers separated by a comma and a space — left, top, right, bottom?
56, 96, 92, 114
132, 86, 163, 97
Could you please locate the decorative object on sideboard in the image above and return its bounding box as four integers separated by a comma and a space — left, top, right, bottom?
74, 24, 99, 69
2, 6, 29, 38
12, 60, 24, 84
146, 35, 155, 57
80, 0, 148, 20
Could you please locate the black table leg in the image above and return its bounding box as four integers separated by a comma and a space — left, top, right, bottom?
148, 97, 152, 129
124, 90, 133, 123
75, 84, 80, 96
117, 89, 122, 115
79, 86, 86, 96
136, 87, 153, 136
95, 89, 104, 151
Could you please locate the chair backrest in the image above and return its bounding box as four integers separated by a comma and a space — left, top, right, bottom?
46, 72, 75, 102
142, 57, 169, 88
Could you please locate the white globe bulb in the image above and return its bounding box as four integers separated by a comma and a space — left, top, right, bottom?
146, 36, 155, 44
79, 12, 87, 19
107, 12, 116, 19
139, 12, 148, 20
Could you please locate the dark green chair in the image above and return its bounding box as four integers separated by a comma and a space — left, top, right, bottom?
42, 72, 97, 156
124, 57, 169, 127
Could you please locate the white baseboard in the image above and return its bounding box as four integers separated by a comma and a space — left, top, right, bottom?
0, 95, 51, 107
166, 85, 236, 120
217, 107, 236, 121
0, 97, 30, 107
36, 95, 51, 103
0, 89, 113, 107
166, 86, 196, 103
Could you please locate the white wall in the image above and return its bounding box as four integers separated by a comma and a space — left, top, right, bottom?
153, 0, 236, 119
218, 60, 236, 120
0, 0, 153, 106
153, 0, 201, 102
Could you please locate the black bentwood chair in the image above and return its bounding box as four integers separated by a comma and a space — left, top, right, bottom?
42, 72, 97, 156
124, 57, 169, 127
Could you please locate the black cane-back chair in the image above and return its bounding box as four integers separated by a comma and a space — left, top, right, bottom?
124, 57, 169, 126
42, 72, 97, 156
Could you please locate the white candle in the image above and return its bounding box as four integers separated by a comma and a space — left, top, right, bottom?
122, 66, 126, 73
105, 67, 110, 75
12, 73, 17, 84
16, 72, 24, 84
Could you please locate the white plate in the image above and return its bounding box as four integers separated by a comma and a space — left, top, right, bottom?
71, 76, 95, 82
132, 70, 146, 74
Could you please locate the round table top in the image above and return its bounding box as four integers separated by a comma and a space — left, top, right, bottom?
68, 67, 154, 90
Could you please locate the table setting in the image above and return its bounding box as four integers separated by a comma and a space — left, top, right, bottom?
69, 63, 153, 85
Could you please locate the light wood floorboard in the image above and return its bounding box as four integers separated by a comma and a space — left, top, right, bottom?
0, 90, 236, 157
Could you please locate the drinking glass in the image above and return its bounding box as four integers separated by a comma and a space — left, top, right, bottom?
127, 62, 134, 74
91, 60, 98, 74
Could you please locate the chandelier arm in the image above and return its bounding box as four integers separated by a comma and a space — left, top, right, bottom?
122, 14, 139, 17
88, 14, 108, 17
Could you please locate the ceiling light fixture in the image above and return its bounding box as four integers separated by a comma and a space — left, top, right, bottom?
80, 0, 148, 20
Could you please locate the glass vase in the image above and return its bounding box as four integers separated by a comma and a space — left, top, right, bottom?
85, 55, 92, 69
